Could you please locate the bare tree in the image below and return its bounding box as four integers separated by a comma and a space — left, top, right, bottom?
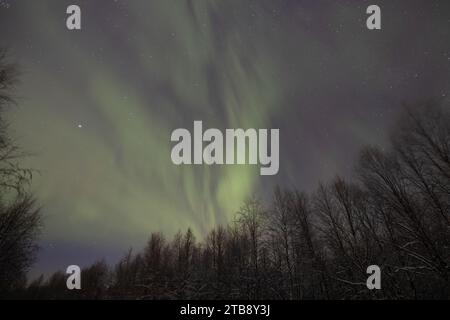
0, 49, 41, 296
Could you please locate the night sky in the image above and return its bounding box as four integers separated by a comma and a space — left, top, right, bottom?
1, 0, 450, 278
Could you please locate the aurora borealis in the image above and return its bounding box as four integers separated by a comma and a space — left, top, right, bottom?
1, 0, 450, 277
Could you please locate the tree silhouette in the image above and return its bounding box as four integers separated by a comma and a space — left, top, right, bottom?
0, 49, 41, 296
